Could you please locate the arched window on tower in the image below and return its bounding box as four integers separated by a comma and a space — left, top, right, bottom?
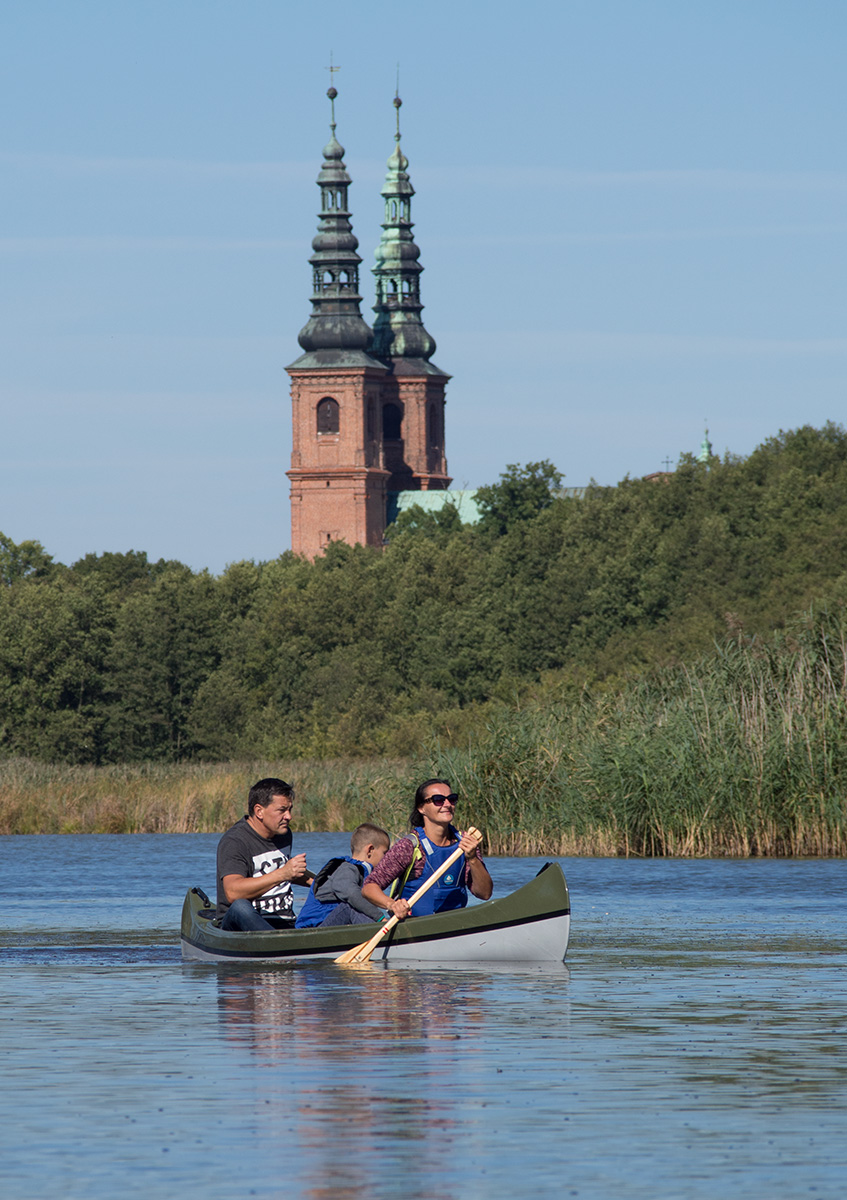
317, 397, 340, 435
428, 403, 442, 472
383, 403, 402, 441
429, 403, 440, 447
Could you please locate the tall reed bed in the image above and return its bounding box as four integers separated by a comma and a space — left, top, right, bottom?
0, 758, 411, 836
4, 607, 847, 854
427, 606, 847, 856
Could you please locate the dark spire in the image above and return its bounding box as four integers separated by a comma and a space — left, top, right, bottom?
296, 87, 374, 354
369, 93, 437, 364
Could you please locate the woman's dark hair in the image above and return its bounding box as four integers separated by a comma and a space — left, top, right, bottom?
409, 778, 452, 828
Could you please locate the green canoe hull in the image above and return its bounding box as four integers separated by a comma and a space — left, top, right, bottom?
180, 862, 570, 963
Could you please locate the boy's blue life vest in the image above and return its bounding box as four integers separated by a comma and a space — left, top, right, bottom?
296, 856, 372, 928
399, 830, 467, 915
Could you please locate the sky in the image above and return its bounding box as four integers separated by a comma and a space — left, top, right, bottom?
1, 0, 845, 574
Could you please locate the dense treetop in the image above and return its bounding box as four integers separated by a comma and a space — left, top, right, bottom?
3, 423, 847, 764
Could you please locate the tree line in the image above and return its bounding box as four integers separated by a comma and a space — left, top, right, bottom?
3, 422, 847, 767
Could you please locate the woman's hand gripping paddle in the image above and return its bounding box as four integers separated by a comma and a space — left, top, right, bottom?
334, 827, 482, 965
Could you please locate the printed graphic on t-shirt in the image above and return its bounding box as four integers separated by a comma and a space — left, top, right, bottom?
252, 848, 293, 915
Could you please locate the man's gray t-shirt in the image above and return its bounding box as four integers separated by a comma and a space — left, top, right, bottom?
216, 817, 293, 920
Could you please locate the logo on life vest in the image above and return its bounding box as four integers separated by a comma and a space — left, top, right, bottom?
444, 873, 455, 884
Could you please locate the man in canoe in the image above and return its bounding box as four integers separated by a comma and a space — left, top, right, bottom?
295, 822, 391, 928
360, 780, 492, 919
215, 777, 314, 931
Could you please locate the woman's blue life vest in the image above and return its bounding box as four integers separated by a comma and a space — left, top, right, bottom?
398, 829, 468, 915
295, 856, 373, 928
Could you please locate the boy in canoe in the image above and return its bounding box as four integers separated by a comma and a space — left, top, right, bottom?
295, 823, 391, 928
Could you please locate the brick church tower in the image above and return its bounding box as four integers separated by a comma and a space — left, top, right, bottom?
286, 89, 450, 559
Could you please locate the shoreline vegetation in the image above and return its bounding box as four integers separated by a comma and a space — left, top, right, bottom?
4, 426, 847, 855
4, 603, 847, 856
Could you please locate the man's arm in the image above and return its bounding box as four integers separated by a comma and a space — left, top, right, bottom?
222, 853, 312, 903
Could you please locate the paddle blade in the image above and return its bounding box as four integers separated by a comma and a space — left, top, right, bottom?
335, 915, 398, 965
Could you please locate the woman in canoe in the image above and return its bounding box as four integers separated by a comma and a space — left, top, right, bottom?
360, 779, 493, 920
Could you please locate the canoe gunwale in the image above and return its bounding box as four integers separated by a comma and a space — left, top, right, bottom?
180, 861, 570, 964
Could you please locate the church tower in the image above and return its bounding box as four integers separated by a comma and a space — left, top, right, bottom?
287, 88, 450, 558
286, 87, 389, 558
369, 94, 451, 495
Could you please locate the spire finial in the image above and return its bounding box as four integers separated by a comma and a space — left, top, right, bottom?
326, 53, 340, 125
393, 67, 402, 141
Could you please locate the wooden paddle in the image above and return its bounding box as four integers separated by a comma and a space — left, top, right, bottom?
334, 826, 482, 965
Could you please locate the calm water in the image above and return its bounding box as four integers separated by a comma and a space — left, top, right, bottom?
1, 833, 846, 1199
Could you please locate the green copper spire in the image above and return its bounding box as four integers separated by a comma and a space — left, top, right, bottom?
369, 93, 437, 363
297, 87, 373, 354
697, 424, 713, 463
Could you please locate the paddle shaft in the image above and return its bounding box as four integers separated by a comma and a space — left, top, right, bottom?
336, 829, 480, 965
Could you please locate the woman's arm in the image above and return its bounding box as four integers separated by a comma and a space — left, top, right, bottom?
459, 830, 493, 900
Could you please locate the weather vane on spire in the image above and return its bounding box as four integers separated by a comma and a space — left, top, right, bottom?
393, 63, 402, 136
325, 52, 340, 122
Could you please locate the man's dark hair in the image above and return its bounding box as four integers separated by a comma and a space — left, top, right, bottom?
248, 777, 294, 816
350, 823, 390, 856
409, 779, 451, 829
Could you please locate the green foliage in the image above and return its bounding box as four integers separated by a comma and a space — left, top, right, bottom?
0, 573, 113, 762
104, 566, 222, 762
70, 549, 175, 595
475, 460, 563, 535
4, 420, 847, 841
386, 499, 464, 541
0, 532, 54, 586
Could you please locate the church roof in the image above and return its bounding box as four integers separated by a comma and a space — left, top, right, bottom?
387, 489, 482, 526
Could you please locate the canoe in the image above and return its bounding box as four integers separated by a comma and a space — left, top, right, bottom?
180, 861, 570, 964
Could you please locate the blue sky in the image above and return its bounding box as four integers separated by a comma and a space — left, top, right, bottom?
2, 0, 845, 573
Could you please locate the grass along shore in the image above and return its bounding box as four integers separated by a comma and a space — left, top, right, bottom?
0, 758, 413, 839
4, 606, 847, 856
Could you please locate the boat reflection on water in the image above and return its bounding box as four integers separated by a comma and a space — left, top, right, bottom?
212, 961, 571, 1055
209, 960, 570, 1184
212, 961, 497, 1054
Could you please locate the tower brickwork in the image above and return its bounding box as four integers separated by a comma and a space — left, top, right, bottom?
287, 89, 449, 558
